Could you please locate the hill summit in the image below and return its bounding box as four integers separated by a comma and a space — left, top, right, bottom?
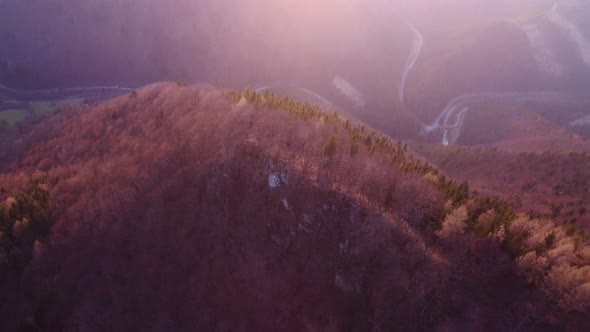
0, 83, 589, 331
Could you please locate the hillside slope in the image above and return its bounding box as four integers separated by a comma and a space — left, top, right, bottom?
413, 143, 590, 229
405, 4, 590, 133
0, 83, 589, 331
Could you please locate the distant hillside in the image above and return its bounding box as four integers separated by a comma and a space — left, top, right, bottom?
0, 0, 566, 144
0, 83, 589, 330
407, 21, 550, 122
405, 5, 590, 136
413, 143, 590, 229
437, 101, 590, 146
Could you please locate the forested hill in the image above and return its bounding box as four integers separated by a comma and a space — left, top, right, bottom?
0, 82, 588, 331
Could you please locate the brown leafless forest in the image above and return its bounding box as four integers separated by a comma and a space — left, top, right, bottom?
0, 83, 588, 331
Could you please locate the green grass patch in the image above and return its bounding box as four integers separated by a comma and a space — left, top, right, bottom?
0, 109, 28, 126
32, 99, 83, 115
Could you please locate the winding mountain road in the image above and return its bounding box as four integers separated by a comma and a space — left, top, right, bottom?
420, 1, 584, 146
0, 84, 133, 99
0, 84, 135, 112
427, 92, 567, 145
332, 76, 365, 108
521, 23, 563, 76
400, 24, 423, 104
547, 2, 590, 69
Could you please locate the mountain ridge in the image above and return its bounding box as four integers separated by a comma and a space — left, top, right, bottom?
0, 82, 589, 330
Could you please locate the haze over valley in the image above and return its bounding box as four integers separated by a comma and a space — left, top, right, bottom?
1, 1, 590, 330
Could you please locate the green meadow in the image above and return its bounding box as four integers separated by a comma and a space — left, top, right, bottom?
0, 99, 83, 127
32, 99, 84, 115
0, 109, 28, 126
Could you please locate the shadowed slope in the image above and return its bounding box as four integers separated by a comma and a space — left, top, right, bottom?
0, 83, 588, 331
